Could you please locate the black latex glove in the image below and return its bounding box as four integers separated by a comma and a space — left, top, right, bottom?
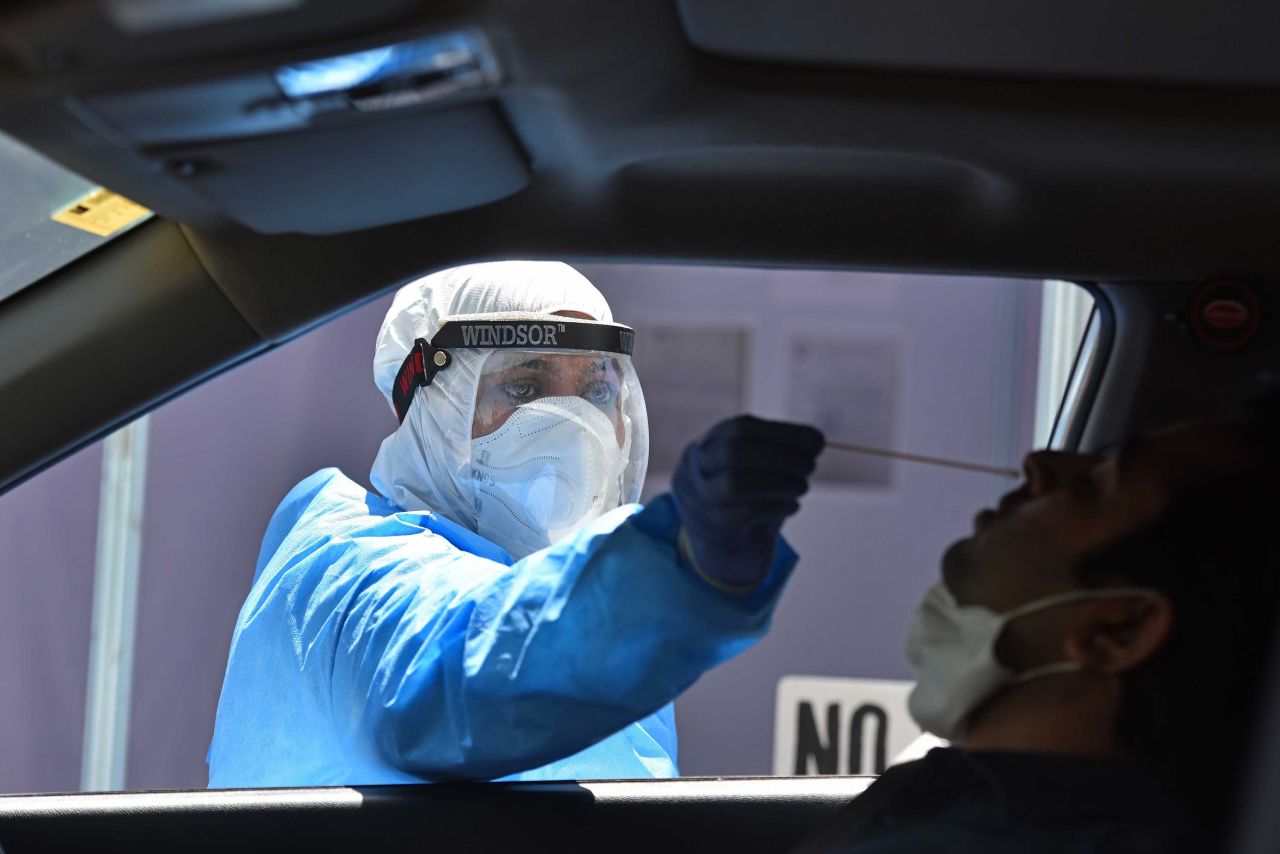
671, 415, 825, 589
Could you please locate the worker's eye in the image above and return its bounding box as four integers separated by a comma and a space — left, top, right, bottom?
581, 379, 618, 407
502, 379, 540, 401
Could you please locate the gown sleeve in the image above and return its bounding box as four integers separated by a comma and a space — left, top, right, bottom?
320, 491, 796, 780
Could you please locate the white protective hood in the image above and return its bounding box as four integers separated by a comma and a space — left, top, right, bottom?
370, 261, 616, 534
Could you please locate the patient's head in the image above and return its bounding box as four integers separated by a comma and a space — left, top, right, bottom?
936, 384, 1280, 828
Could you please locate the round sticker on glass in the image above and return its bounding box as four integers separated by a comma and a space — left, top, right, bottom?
1188, 281, 1263, 351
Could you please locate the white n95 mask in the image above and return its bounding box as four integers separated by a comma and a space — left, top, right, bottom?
905, 581, 1156, 741
471, 395, 629, 558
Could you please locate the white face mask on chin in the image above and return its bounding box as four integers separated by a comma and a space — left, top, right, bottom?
471, 395, 628, 559
905, 581, 1156, 741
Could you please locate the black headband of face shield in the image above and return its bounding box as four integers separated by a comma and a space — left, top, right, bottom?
391, 317, 636, 423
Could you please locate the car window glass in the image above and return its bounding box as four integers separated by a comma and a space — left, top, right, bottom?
0, 265, 1093, 792
0, 130, 151, 305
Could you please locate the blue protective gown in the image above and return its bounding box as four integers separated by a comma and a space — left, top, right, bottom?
207, 468, 796, 787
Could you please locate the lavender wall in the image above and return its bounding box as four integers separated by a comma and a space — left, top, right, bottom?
0, 266, 1043, 792
0, 444, 101, 794
125, 298, 396, 790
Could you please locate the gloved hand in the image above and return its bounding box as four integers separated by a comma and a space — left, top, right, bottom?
671, 415, 825, 590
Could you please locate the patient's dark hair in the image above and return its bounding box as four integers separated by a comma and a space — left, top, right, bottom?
1073, 380, 1280, 833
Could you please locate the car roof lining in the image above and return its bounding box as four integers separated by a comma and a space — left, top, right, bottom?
678, 0, 1280, 87
3, 0, 1280, 487
5, 3, 1280, 304
167, 53, 1280, 341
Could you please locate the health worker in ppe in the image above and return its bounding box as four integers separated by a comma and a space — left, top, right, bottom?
208, 261, 825, 787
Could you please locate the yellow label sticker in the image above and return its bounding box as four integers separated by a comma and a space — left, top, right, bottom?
51, 188, 150, 237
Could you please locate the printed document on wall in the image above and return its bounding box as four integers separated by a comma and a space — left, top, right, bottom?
785, 333, 900, 486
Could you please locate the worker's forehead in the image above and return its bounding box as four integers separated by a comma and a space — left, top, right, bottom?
482, 351, 612, 373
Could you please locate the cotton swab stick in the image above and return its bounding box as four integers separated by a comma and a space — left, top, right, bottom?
826, 441, 1021, 479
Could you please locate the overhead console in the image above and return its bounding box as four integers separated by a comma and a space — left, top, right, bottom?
0, 0, 529, 235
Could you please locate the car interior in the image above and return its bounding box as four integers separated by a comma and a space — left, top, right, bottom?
2, 1, 1280, 851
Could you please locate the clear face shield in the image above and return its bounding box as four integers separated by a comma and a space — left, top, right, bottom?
391, 314, 648, 557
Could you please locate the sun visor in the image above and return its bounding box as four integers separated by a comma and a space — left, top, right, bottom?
112, 103, 528, 235
67, 29, 529, 235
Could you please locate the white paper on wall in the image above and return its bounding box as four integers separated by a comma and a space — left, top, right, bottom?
784, 335, 900, 486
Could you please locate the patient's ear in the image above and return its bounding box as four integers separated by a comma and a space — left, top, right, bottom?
1063, 594, 1174, 675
